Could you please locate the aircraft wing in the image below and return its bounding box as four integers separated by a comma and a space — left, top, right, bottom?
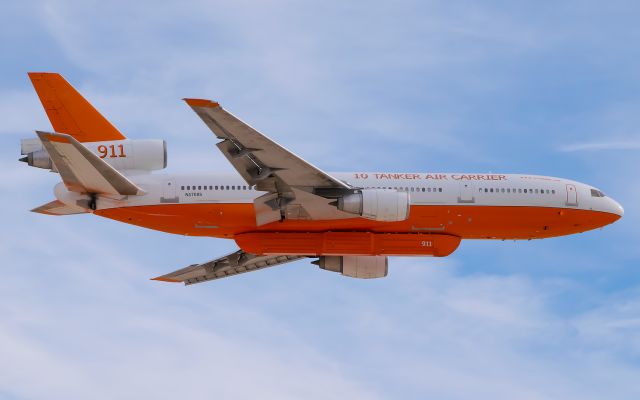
183, 99, 350, 191
184, 99, 356, 225
152, 249, 306, 285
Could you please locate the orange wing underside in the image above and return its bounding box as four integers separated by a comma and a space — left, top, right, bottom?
28, 72, 126, 142
95, 203, 620, 249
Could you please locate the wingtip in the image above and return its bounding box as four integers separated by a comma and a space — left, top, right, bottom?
151, 276, 181, 283
182, 98, 220, 108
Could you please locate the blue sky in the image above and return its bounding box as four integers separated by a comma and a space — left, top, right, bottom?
1, 1, 639, 398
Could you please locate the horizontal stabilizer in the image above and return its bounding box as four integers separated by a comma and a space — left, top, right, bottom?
153, 249, 305, 285
31, 200, 87, 216
37, 131, 145, 196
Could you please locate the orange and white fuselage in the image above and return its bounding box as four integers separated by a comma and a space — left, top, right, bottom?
88, 171, 623, 257
24, 72, 623, 283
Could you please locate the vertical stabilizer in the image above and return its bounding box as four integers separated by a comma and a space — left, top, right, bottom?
28, 72, 126, 142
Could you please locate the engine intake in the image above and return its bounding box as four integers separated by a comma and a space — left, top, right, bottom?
317, 256, 388, 279
337, 189, 410, 221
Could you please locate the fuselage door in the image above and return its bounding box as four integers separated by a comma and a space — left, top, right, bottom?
565, 184, 578, 206
161, 177, 179, 203
458, 181, 475, 203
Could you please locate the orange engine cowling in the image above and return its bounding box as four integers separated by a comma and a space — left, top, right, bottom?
235, 231, 461, 257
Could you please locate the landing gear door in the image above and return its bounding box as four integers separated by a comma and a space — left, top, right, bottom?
458, 181, 475, 203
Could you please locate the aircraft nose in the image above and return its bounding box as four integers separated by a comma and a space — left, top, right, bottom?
608, 197, 624, 218
614, 199, 624, 217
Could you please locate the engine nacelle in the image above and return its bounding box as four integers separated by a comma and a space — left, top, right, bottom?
317, 255, 388, 279
24, 150, 54, 170
337, 189, 410, 222
20, 138, 167, 172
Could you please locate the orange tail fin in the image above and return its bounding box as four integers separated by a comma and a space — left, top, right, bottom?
28, 72, 126, 142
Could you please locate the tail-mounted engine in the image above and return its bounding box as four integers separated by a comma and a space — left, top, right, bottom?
20, 137, 167, 172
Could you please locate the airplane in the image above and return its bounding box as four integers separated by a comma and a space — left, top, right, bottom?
21, 73, 624, 285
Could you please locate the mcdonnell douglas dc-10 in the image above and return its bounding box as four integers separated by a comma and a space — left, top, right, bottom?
21, 73, 624, 285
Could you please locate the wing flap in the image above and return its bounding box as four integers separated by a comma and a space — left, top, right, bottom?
152, 249, 306, 285
37, 131, 145, 196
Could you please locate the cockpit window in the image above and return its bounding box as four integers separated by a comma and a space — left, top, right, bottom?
590, 189, 606, 197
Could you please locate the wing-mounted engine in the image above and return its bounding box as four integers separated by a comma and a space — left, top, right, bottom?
314, 188, 410, 222
315, 255, 388, 279
337, 188, 410, 221
20, 137, 167, 172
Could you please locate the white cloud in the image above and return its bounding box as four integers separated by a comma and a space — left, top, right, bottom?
0, 89, 50, 136
558, 141, 640, 152
3, 238, 640, 399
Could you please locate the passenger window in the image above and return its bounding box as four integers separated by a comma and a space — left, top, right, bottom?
181, 186, 184, 190
501, 188, 505, 193
411, 187, 415, 192
421, 188, 425, 192
439, 188, 442, 192
215, 186, 218, 190
507, 188, 510, 193
524, 189, 527, 193
552, 190, 555, 194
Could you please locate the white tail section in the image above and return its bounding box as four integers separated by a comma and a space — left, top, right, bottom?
37, 131, 146, 196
